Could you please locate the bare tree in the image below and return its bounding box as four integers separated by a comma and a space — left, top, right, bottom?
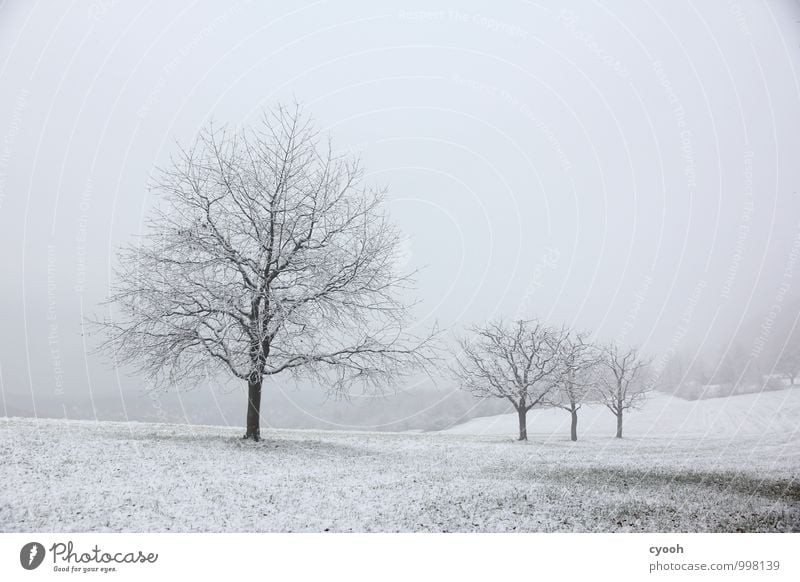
94, 105, 437, 440
452, 320, 567, 441
546, 331, 600, 441
597, 343, 651, 438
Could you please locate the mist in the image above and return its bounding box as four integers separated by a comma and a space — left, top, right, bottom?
2, 0, 799, 430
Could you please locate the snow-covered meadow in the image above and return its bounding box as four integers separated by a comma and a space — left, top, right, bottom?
2, 389, 799, 532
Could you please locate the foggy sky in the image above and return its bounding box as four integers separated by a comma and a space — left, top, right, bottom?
1, 0, 799, 427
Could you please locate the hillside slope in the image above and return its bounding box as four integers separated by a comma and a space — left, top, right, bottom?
441, 388, 800, 439
2, 410, 799, 532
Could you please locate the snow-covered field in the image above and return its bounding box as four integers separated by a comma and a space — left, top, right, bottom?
443, 388, 800, 439
1, 390, 799, 532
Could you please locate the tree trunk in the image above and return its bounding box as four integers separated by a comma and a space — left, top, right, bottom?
517, 407, 528, 441
615, 411, 623, 438
570, 408, 578, 442
244, 377, 262, 441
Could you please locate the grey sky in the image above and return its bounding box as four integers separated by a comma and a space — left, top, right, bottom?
1, 0, 799, 426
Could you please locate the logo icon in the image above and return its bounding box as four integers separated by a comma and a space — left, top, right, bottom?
20, 542, 45, 570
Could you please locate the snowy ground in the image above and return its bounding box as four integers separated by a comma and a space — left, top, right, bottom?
1, 390, 799, 532
443, 388, 800, 439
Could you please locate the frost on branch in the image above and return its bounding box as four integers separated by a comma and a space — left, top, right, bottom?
92, 104, 438, 440
451, 320, 568, 441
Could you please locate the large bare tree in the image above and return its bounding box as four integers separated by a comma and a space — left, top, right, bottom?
452, 320, 567, 441
546, 331, 600, 441
95, 105, 436, 440
597, 343, 651, 438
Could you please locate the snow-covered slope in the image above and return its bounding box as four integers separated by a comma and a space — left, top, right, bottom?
441, 388, 800, 439
2, 414, 799, 532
